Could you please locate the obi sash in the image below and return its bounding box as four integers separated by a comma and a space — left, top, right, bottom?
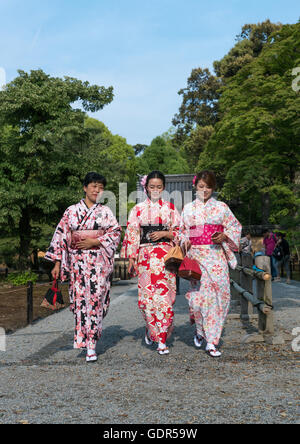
140, 225, 170, 245
71, 230, 104, 250
189, 224, 224, 245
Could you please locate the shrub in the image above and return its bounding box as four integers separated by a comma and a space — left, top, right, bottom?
7, 271, 39, 287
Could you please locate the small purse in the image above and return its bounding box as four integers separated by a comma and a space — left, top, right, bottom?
41, 279, 65, 310
178, 257, 202, 281
164, 245, 184, 273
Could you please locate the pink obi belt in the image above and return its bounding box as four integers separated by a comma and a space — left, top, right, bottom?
71, 230, 104, 250
189, 224, 224, 245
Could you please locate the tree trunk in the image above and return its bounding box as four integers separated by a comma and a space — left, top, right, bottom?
261, 192, 270, 225
18, 209, 31, 270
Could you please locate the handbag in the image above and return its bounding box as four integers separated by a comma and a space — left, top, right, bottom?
178, 257, 202, 281
164, 245, 184, 272
272, 245, 283, 261
41, 279, 65, 310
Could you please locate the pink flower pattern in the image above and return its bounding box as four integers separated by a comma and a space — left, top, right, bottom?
121, 198, 180, 344
180, 197, 241, 345
45, 200, 121, 350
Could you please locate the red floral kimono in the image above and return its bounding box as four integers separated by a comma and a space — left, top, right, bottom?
121, 198, 180, 344
45, 200, 121, 350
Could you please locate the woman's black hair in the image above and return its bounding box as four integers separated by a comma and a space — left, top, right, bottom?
83, 172, 107, 188
145, 170, 166, 188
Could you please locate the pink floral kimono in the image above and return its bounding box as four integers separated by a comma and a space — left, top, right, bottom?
180, 197, 241, 346
45, 199, 121, 350
121, 198, 180, 344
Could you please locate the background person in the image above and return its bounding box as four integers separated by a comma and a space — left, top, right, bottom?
262, 229, 278, 280
275, 233, 291, 284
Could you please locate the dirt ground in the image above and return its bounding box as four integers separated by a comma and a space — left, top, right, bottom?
0, 281, 70, 333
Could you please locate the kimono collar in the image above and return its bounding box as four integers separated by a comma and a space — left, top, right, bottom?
195, 196, 215, 207
146, 197, 164, 207
81, 199, 100, 211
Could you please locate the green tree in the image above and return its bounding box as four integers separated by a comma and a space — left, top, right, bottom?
172, 20, 282, 148
0, 69, 113, 268
197, 23, 300, 226
84, 117, 137, 195
137, 135, 189, 175
172, 68, 221, 140
213, 20, 282, 78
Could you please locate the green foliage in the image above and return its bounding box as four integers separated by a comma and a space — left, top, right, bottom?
172, 68, 221, 140
197, 23, 300, 226
7, 271, 38, 286
137, 135, 189, 175
84, 117, 137, 196
214, 20, 282, 78
0, 69, 114, 267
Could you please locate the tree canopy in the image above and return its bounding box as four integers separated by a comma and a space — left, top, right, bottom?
197, 23, 300, 225
0, 69, 122, 267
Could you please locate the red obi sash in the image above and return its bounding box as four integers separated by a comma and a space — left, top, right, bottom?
189, 224, 224, 245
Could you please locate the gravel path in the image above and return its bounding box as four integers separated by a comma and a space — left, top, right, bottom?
0, 278, 299, 424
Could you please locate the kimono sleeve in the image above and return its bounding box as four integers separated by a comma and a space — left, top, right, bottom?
44, 209, 71, 281
169, 203, 180, 243
222, 204, 242, 252
178, 206, 190, 246
44, 209, 70, 263
97, 208, 122, 259
120, 205, 140, 259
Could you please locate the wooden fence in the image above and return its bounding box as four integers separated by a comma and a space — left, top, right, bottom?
229, 253, 279, 343
113, 258, 130, 281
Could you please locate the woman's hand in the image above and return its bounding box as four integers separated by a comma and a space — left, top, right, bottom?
212, 233, 227, 244
51, 261, 61, 280
76, 238, 101, 250
128, 258, 138, 277
149, 231, 170, 242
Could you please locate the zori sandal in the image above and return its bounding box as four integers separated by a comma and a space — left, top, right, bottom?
206, 343, 221, 358
86, 351, 98, 362
145, 330, 153, 346
157, 346, 170, 355
194, 334, 204, 348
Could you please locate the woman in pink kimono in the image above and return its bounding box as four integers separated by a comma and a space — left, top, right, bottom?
180, 171, 241, 357
45, 172, 121, 362
121, 171, 180, 355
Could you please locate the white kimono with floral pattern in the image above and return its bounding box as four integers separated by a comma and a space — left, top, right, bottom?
179, 197, 241, 345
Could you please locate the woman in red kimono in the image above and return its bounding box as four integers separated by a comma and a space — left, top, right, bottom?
121, 171, 180, 355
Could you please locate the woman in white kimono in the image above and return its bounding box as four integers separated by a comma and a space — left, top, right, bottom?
180, 171, 241, 357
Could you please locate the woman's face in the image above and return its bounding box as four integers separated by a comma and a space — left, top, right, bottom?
84, 182, 105, 204
146, 178, 164, 200
196, 179, 213, 201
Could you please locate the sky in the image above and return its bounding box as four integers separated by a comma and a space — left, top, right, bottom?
0, 0, 298, 145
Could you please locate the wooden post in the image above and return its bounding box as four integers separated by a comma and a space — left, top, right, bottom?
27, 281, 33, 325
230, 253, 240, 301
255, 255, 274, 335
240, 254, 253, 321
